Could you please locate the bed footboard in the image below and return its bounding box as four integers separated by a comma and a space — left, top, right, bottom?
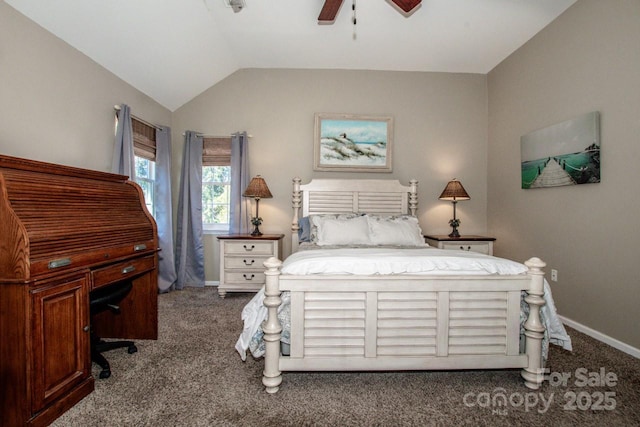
261, 257, 547, 394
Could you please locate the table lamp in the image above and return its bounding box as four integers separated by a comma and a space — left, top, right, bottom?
242, 175, 273, 236
438, 179, 470, 238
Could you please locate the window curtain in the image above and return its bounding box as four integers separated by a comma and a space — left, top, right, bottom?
155, 127, 178, 293
175, 131, 205, 289
112, 104, 177, 292
229, 131, 251, 234
112, 104, 135, 178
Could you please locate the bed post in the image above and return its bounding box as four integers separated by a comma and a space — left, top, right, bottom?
262, 257, 283, 394
291, 177, 302, 253
409, 179, 418, 216
521, 257, 547, 390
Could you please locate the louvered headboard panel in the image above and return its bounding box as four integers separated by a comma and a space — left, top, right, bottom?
300, 179, 417, 216
291, 178, 418, 251
305, 190, 407, 215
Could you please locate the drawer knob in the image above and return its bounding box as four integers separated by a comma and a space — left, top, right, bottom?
83, 325, 90, 332
243, 244, 255, 251
243, 274, 255, 281
459, 246, 471, 251
243, 259, 255, 266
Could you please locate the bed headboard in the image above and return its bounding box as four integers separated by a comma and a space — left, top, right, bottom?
291, 178, 418, 251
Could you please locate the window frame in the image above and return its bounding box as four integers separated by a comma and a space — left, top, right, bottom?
202, 165, 231, 233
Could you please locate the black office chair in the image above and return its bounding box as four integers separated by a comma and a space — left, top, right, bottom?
89, 281, 138, 379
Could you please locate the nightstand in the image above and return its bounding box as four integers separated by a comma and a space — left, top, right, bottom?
424, 235, 496, 255
217, 234, 284, 298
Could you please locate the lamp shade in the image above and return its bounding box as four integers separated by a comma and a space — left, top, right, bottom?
242, 175, 273, 199
438, 179, 470, 201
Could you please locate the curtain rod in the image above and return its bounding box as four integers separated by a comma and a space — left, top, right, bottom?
114, 105, 162, 131
182, 132, 253, 138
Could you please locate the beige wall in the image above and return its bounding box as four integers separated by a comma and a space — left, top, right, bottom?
172, 69, 489, 281
487, 0, 640, 348
0, 1, 171, 172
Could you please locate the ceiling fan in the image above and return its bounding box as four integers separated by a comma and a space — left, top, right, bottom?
318, 0, 422, 23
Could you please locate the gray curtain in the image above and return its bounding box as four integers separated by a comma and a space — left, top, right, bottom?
111, 104, 135, 178
155, 127, 178, 292
112, 105, 177, 292
229, 131, 251, 234
175, 131, 205, 289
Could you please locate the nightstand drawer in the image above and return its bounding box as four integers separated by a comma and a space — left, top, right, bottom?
424, 235, 495, 256
224, 271, 266, 284
441, 242, 491, 255
225, 256, 271, 270
224, 241, 275, 255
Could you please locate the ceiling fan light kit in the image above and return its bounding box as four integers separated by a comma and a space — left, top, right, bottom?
318, 0, 421, 23
224, 0, 245, 13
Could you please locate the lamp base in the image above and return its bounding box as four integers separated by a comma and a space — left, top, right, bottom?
250, 225, 263, 236
448, 227, 460, 238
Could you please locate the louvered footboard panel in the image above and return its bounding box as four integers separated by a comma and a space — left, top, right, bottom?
448, 292, 508, 355
302, 292, 366, 357
377, 292, 437, 356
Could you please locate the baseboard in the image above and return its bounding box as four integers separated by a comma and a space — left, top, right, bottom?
205, 281, 219, 287
560, 315, 640, 359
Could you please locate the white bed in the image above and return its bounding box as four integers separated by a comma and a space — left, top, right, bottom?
238, 178, 571, 394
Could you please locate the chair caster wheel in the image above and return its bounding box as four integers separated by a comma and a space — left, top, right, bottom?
128, 344, 138, 354
99, 369, 111, 379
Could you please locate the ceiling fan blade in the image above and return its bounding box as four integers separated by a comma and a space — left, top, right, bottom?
318, 0, 344, 23
390, 0, 421, 13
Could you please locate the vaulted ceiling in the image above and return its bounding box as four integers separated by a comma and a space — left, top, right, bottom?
5, 0, 576, 111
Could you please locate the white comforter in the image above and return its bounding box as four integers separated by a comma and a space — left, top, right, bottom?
235, 247, 572, 360
281, 246, 529, 276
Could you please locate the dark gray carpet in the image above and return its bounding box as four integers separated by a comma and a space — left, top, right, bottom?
52, 287, 640, 426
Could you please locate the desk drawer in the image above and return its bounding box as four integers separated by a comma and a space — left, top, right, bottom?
92, 256, 155, 290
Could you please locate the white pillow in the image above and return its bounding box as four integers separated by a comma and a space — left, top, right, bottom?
367, 215, 425, 246
309, 213, 359, 243
313, 215, 371, 246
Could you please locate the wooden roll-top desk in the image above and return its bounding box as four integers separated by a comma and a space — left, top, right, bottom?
0, 154, 159, 426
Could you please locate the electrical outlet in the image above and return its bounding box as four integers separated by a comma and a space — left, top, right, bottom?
551, 269, 558, 282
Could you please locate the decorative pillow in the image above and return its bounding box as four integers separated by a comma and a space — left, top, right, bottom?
366, 215, 425, 246
298, 216, 311, 242
313, 215, 371, 246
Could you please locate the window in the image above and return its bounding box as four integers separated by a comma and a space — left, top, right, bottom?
202, 166, 231, 231
202, 137, 232, 232
135, 157, 155, 215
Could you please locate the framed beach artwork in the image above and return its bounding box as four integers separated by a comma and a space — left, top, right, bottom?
314, 113, 393, 172
521, 111, 601, 189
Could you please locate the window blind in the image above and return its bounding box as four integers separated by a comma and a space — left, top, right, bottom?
132, 118, 156, 161
203, 137, 231, 166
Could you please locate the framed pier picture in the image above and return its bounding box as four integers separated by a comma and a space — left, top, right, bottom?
521, 111, 600, 189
